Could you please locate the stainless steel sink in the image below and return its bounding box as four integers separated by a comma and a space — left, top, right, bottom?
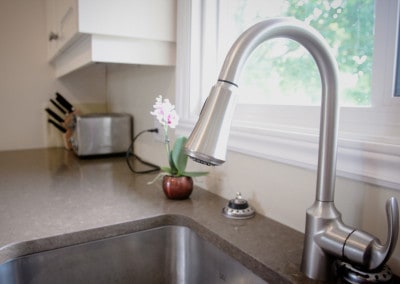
0, 225, 267, 284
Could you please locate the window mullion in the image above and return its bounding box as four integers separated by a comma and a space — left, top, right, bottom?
371, 0, 400, 106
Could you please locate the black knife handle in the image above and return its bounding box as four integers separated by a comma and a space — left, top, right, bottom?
50, 99, 67, 114
48, 119, 67, 133
55, 92, 74, 113
45, 108, 64, 123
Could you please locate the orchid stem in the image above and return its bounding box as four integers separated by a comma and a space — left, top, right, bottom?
164, 125, 171, 163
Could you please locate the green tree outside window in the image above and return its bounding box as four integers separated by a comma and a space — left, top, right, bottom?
225, 0, 374, 106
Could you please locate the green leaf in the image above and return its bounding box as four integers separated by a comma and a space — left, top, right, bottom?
168, 151, 178, 175
160, 166, 173, 175
162, 136, 208, 177
171, 136, 188, 175
182, 171, 209, 177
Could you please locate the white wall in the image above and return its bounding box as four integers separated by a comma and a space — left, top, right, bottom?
0, 0, 106, 151
106, 64, 176, 131
106, 64, 400, 274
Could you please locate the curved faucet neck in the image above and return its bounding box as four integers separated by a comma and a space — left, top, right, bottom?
218, 18, 339, 202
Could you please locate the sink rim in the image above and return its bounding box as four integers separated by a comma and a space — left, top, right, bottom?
0, 224, 269, 284
0, 214, 286, 283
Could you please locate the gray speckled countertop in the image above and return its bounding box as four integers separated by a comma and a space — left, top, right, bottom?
0, 148, 329, 283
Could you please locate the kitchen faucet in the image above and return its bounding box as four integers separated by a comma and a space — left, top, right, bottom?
184, 18, 399, 281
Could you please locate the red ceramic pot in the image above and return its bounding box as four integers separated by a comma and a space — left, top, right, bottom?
162, 175, 193, 200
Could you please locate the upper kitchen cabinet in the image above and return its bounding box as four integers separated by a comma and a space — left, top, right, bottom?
46, 0, 176, 77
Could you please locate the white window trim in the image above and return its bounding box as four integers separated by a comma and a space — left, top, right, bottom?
176, 0, 400, 190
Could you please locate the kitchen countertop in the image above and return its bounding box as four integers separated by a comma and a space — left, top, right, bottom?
0, 148, 334, 283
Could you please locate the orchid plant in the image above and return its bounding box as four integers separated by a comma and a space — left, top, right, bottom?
150, 95, 208, 178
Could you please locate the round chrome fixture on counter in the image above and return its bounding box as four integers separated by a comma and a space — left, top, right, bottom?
223, 192, 255, 219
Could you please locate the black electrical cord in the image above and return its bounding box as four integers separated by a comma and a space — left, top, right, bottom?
126, 128, 161, 174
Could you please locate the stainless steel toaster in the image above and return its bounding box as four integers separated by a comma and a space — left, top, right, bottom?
69, 113, 133, 157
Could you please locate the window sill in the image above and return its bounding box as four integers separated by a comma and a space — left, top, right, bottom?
177, 119, 400, 191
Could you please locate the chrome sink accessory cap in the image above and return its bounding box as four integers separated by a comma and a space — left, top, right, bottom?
223, 192, 255, 219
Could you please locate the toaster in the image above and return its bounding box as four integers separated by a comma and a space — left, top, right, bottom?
69, 113, 133, 157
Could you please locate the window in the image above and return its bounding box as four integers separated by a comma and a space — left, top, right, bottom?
176, 0, 400, 190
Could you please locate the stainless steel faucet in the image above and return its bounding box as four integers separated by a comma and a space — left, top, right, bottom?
184, 18, 399, 281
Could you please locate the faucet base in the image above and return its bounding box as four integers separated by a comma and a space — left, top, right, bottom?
334, 260, 393, 283
301, 200, 347, 280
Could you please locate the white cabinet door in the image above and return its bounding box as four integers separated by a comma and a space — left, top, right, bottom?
56, 0, 78, 52
46, 0, 79, 60
78, 0, 176, 42
45, 0, 58, 60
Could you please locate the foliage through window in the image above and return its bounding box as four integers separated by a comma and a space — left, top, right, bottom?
218, 0, 374, 106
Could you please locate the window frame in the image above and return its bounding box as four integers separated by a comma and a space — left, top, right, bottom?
396, 14, 400, 97
175, 0, 400, 190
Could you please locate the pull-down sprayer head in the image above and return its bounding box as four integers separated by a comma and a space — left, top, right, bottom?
184, 80, 238, 166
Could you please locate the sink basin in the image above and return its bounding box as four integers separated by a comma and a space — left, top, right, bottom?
0, 225, 267, 284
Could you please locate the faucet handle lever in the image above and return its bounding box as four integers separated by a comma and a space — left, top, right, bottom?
378, 197, 399, 268
343, 197, 399, 270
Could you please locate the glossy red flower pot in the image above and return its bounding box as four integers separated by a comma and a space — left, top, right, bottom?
162, 175, 193, 200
